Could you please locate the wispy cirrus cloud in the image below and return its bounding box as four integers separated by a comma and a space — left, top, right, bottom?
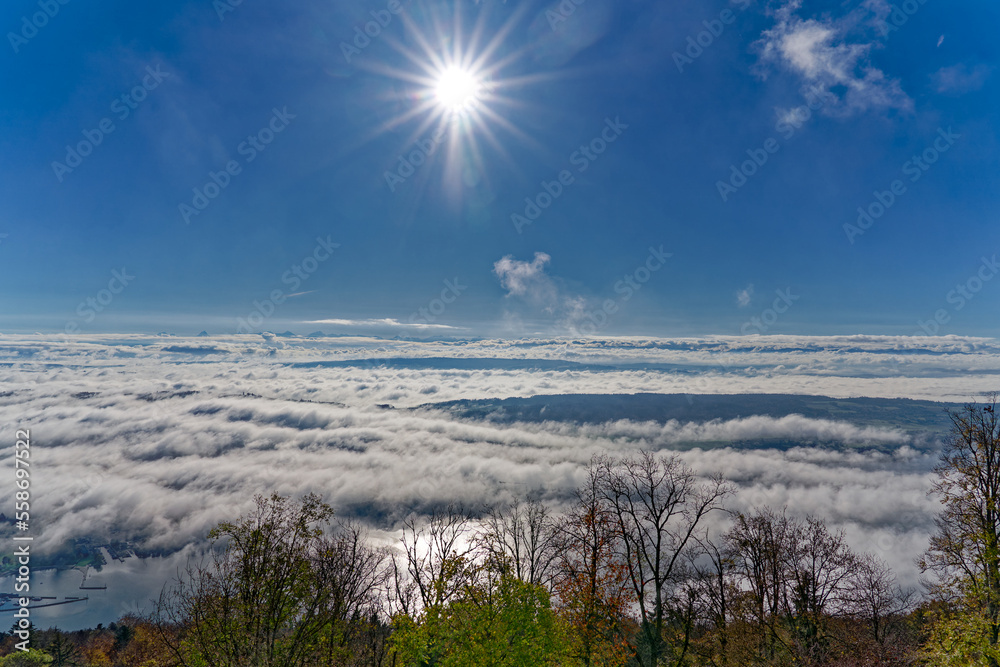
932, 63, 992, 94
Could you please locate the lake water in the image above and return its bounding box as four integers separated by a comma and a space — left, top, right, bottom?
1, 548, 194, 632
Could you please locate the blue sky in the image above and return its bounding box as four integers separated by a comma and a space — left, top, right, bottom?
0, 0, 997, 337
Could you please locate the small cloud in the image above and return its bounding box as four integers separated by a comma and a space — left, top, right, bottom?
493, 252, 558, 307
936, 35, 944, 48
737, 285, 755, 308
492, 252, 594, 332
933, 63, 991, 94
775, 106, 804, 127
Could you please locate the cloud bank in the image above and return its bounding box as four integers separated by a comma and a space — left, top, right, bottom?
1, 331, 996, 606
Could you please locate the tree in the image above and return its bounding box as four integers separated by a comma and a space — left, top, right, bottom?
311, 523, 393, 666
922, 394, 1000, 666
598, 452, 731, 667
477, 496, 561, 589
687, 537, 739, 667
844, 553, 915, 662
786, 517, 857, 664
158, 493, 344, 667
390, 506, 475, 665
78, 632, 113, 667
727, 507, 799, 664
398, 506, 474, 614
392, 569, 565, 667
452, 572, 565, 666
113, 618, 176, 667
554, 464, 632, 667
921, 599, 995, 667
725, 508, 862, 666
0, 650, 53, 667
391, 504, 565, 666
43, 632, 78, 667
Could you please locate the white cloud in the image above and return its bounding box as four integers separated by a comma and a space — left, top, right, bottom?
306, 318, 463, 331
932, 63, 992, 94
494, 252, 557, 304
737, 284, 755, 308
492, 253, 594, 333
3, 330, 998, 609
756, 2, 912, 116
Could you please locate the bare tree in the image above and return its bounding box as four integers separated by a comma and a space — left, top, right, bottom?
845, 553, 916, 663
312, 522, 393, 666
687, 536, 737, 667
788, 517, 857, 665
727, 507, 799, 663
598, 452, 732, 667
477, 496, 561, 588
399, 506, 475, 613
726, 508, 862, 665
387, 552, 420, 620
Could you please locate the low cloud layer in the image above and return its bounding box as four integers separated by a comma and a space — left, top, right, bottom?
1, 332, 996, 603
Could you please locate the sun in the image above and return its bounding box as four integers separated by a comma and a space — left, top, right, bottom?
350, 3, 554, 203
434, 66, 484, 115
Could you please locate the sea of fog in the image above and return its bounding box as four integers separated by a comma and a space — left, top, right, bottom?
1, 332, 998, 629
